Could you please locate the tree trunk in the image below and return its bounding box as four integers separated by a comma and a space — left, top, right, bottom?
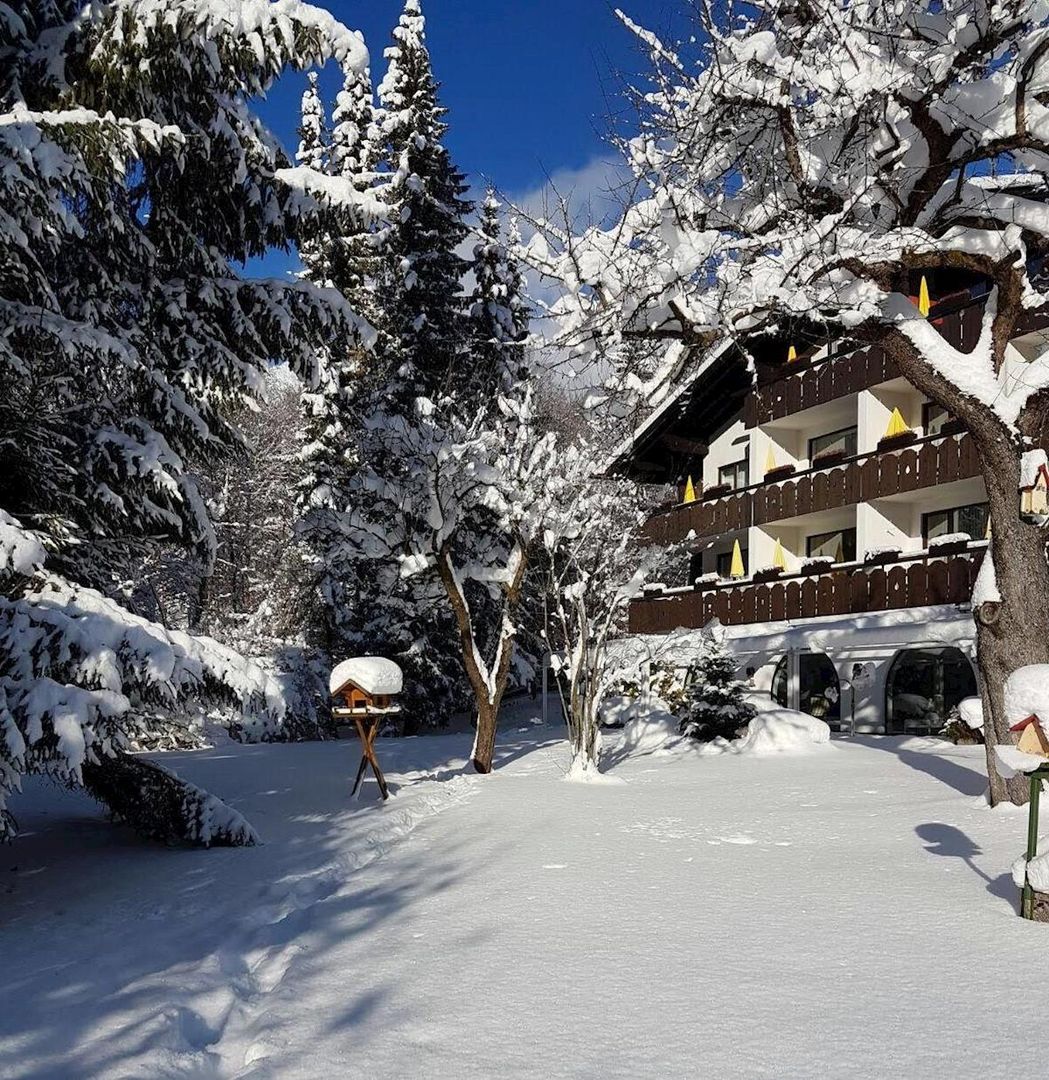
472, 699, 498, 774
971, 433, 1049, 805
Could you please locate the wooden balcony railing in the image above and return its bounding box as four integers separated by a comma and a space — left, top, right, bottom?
643, 431, 982, 544
628, 549, 985, 634
744, 300, 985, 428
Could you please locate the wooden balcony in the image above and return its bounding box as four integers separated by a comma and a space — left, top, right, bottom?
744, 301, 985, 428
628, 549, 985, 634
643, 431, 982, 544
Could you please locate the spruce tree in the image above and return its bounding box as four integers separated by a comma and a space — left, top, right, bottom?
678, 638, 757, 743
374, 0, 473, 406
468, 190, 530, 400
0, 0, 372, 841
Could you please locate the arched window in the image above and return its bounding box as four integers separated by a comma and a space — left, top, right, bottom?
771, 656, 788, 708
886, 647, 977, 735
769, 653, 841, 730
799, 653, 841, 730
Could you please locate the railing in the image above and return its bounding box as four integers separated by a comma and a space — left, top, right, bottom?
643, 431, 982, 544
628, 549, 985, 634
744, 300, 985, 428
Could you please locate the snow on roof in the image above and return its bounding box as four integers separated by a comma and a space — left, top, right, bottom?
1019, 449, 1049, 488
603, 339, 734, 476
330, 657, 403, 697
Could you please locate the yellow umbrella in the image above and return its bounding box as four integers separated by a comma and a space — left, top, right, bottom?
729, 539, 746, 579
884, 407, 911, 438
765, 446, 777, 474
683, 476, 697, 503
918, 275, 931, 318
772, 538, 786, 570
787, 344, 798, 363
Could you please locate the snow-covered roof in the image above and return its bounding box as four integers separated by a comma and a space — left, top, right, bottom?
329, 657, 404, 697
603, 339, 736, 477
1019, 449, 1049, 488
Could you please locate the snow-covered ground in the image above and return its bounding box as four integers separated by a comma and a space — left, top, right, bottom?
1, 705, 1043, 1080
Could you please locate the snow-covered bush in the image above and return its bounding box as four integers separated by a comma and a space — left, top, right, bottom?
677, 638, 756, 743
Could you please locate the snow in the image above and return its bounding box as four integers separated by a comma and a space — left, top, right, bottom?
928, 532, 971, 549
329, 656, 404, 697
3, 722, 1047, 1079
959, 697, 985, 730
1019, 449, 1049, 489
1004, 664, 1049, 725
993, 744, 1048, 779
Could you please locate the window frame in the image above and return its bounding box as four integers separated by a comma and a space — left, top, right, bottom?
921, 502, 989, 544
808, 425, 858, 462
805, 527, 857, 562
717, 455, 750, 492
921, 401, 952, 437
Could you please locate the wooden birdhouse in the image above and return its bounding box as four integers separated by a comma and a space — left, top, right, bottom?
1019, 457, 1049, 522
329, 657, 404, 717
1010, 715, 1049, 759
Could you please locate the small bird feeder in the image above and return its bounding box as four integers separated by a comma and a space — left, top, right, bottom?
1011, 715, 1049, 759
329, 657, 404, 801
1019, 451, 1049, 523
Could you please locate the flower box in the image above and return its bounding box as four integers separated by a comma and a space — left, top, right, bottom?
811, 448, 847, 469
752, 566, 785, 583
799, 556, 835, 575
878, 430, 919, 452
928, 532, 971, 557
763, 463, 797, 482
938, 418, 967, 437
863, 547, 901, 566
701, 482, 733, 500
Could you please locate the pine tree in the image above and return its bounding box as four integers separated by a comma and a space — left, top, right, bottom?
374, 0, 473, 406
0, 0, 372, 842
468, 190, 530, 400
677, 638, 757, 743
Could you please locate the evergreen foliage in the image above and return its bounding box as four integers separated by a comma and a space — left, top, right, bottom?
0, 0, 372, 840
677, 639, 756, 744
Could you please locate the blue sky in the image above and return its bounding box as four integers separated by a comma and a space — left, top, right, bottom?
253, 0, 685, 277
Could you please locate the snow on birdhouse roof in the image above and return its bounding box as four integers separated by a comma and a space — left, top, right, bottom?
329, 657, 404, 697
1019, 449, 1049, 489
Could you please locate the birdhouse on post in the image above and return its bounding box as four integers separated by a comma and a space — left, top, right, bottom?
329, 658, 404, 801
329, 657, 403, 716
1010, 715, 1049, 759
1019, 451, 1049, 523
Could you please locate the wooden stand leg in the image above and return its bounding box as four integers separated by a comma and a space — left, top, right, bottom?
352, 717, 391, 802
1022, 774, 1041, 919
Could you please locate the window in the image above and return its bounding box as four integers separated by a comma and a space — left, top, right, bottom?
922, 402, 954, 437
809, 426, 857, 461
806, 528, 857, 562
886, 647, 977, 735
716, 548, 748, 577
922, 502, 989, 543
718, 455, 749, 491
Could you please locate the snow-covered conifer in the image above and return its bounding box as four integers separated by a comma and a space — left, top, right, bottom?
469, 191, 530, 399
677, 638, 756, 744
0, 0, 373, 841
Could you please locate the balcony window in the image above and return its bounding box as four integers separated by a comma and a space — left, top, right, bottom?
716, 548, 748, 577
922, 502, 989, 543
922, 402, 954, 437
806, 528, 857, 562
809, 426, 857, 462
717, 455, 749, 491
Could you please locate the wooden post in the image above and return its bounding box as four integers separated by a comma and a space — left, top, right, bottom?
1021, 768, 1046, 919
351, 715, 390, 802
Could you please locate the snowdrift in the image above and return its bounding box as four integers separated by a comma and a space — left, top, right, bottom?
615, 698, 831, 763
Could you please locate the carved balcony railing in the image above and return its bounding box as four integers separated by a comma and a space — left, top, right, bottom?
628, 548, 985, 634
643, 431, 983, 545
744, 300, 986, 428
